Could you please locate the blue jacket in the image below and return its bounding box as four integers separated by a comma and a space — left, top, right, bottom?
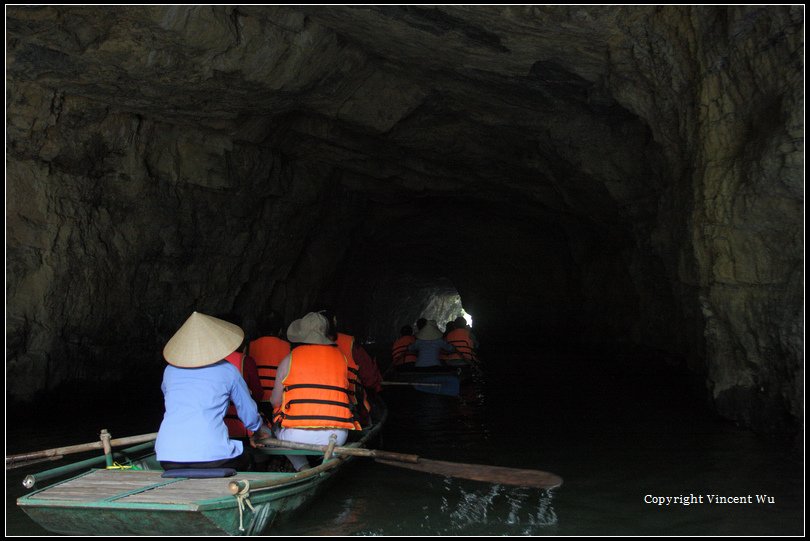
408, 338, 455, 368
155, 361, 262, 462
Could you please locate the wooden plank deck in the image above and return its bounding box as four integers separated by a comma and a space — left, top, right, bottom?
30, 469, 289, 505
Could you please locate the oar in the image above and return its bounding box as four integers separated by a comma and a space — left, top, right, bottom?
381, 381, 442, 388
5, 432, 158, 467
256, 438, 562, 489
6, 454, 64, 471
382, 375, 460, 396
22, 441, 155, 489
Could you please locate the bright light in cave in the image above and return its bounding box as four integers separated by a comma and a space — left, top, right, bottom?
420, 292, 473, 331
462, 308, 473, 328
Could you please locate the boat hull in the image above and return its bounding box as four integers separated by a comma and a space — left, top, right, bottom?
19, 468, 339, 536
18, 405, 386, 536
22, 505, 241, 536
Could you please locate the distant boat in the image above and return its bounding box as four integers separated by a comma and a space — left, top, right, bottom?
383, 362, 474, 396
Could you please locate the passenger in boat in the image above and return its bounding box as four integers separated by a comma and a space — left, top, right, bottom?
249, 310, 291, 420
391, 325, 417, 370
439, 319, 457, 364
444, 316, 479, 365
268, 312, 362, 471
455, 316, 479, 348
215, 313, 266, 441
155, 312, 272, 472
408, 319, 457, 370
320, 309, 383, 426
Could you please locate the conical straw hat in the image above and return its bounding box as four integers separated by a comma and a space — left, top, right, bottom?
163, 312, 244, 368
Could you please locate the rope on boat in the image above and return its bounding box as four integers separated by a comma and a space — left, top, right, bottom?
233, 479, 255, 532
106, 462, 141, 470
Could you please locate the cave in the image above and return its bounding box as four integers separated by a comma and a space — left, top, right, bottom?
6, 5, 805, 536
5, 5, 804, 534
6, 5, 804, 433
5, 5, 803, 447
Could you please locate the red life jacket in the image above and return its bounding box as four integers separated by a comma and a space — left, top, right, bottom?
335, 333, 360, 388
224, 351, 252, 438
274, 344, 360, 430
250, 336, 291, 402
335, 333, 373, 415
391, 335, 417, 366
444, 328, 478, 362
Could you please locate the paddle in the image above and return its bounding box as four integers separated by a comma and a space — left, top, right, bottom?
5, 432, 158, 468
382, 373, 460, 396
6, 455, 64, 471
256, 438, 562, 489
416, 374, 460, 396
381, 381, 442, 388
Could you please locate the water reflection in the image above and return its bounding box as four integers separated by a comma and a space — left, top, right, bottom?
438, 479, 558, 534
268, 461, 559, 536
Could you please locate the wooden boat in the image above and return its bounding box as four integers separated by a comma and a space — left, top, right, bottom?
17, 407, 387, 536
15, 402, 564, 536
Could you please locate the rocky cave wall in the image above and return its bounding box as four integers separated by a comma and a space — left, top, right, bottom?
5, 6, 803, 431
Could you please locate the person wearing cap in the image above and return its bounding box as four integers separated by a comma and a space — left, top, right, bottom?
408, 319, 457, 369
269, 312, 361, 472
155, 312, 272, 471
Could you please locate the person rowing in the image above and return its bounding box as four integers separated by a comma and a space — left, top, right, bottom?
155, 312, 272, 472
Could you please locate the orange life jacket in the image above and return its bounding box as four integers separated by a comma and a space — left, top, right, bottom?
274, 344, 361, 430
335, 333, 360, 388
250, 336, 291, 402
444, 328, 478, 362
335, 333, 372, 414
224, 351, 251, 438
391, 335, 417, 366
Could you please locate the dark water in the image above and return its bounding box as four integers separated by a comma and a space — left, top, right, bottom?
6, 351, 804, 536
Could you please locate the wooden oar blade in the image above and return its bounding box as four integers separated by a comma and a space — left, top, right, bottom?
375, 458, 563, 489
6, 455, 64, 471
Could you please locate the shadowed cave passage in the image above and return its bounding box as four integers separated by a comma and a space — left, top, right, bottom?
5, 6, 803, 434
330, 197, 671, 356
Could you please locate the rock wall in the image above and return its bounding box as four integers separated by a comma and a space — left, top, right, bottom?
611, 7, 804, 429
6, 6, 803, 431
6, 84, 358, 399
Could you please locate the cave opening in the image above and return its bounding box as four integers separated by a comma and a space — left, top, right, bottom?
319, 188, 679, 375
351, 276, 467, 345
